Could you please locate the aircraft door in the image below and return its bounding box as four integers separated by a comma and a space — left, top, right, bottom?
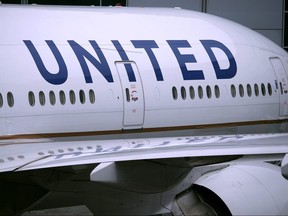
115, 61, 145, 129
270, 57, 288, 117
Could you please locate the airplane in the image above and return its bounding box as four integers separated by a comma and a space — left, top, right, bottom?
1, 3, 288, 216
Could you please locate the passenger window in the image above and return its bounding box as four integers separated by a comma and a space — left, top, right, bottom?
89, 89, 95, 104
7, 92, 14, 107
261, 83, 266, 96
181, 86, 186, 100
239, 84, 244, 97
125, 88, 130, 102
28, 91, 35, 106
39, 91, 45, 106
280, 81, 284, 95
49, 91, 56, 105
190, 86, 195, 99
267, 83, 272, 96
69, 90, 76, 104
247, 84, 252, 97
206, 86, 212, 99
198, 86, 203, 99
59, 90, 66, 105
79, 90, 86, 104
231, 85, 236, 98
214, 85, 220, 98
254, 84, 259, 96
172, 87, 178, 100
0, 94, 3, 108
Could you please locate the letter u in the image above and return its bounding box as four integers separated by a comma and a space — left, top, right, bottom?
23, 40, 68, 85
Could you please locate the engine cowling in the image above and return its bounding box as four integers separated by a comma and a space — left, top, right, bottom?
194, 162, 288, 215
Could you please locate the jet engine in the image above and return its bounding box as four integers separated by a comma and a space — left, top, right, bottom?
175, 162, 288, 215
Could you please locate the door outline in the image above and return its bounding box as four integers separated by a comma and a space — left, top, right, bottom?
270, 57, 288, 117
115, 61, 145, 129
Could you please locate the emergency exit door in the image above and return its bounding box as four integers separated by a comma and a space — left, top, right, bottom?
270, 57, 288, 117
115, 61, 144, 129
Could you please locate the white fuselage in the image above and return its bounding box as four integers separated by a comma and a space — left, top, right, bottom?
1, 5, 288, 137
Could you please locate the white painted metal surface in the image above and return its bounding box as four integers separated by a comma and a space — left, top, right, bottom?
0, 5, 288, 216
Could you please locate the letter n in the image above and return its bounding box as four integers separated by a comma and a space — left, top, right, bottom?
68, 40, 113, 83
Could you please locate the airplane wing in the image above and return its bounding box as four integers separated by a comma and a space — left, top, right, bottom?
1, 133, 287, 173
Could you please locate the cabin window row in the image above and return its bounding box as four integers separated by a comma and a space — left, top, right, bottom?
28, 89, 96, 107
230, 83, 273, 98
0, 92, 15, 108
172, 85, 221, 100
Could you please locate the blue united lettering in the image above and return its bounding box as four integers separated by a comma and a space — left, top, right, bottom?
23, 39, 237, 84
23, 40, 68, 85
167, 40, 205, 80
68, 40, 113, 83
131, 40, 164, 81
112, 40, 136, 82
200, 40, 237, 79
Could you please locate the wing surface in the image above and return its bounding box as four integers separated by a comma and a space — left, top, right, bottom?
0, 133, 287, 172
